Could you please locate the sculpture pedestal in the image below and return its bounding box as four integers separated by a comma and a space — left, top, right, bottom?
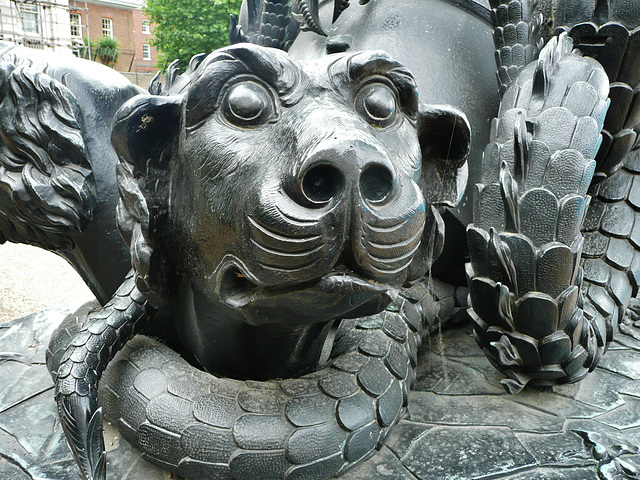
1, 307, 640, 479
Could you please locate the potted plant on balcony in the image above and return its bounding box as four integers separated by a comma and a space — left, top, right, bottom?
95, 37, 119, 67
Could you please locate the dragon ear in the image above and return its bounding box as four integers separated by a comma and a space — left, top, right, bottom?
111, 94, 183, 176
405, 105, 470, 282
417, 104, 471, 207
111, 94, 184, 307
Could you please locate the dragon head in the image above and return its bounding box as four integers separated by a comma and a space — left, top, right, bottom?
111, 43, 469, 376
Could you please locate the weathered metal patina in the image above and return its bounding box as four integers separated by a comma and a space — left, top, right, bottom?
1, 0, 640, 479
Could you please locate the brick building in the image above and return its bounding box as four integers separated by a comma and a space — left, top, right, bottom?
0, 0, 74, 54
69, 0, 156, 73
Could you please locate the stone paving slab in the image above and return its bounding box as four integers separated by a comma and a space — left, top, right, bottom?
2, 308, 640, 479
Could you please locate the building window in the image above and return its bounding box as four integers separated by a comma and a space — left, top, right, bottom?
102, 18, 113, 38
142, 20, 150, 34
70, 13, 81, 38
142, 43, 151, 60
19, 3, 39, 35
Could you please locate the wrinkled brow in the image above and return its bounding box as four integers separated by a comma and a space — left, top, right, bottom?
184, 44, 309, 128
327, 50, 419, 119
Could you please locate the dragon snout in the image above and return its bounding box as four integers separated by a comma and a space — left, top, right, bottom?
267, 139, 427, 285
290, 140, 397, 208
241, 137, 428, 294
297, 161, 396, 206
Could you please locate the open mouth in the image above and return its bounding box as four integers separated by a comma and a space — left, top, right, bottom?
217, 260, 395, 325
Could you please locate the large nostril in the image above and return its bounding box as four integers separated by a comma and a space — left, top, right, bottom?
301, 164, 345, 204
360, 164, 394, 202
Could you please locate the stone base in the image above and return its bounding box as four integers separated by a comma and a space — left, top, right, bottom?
1, 307, 640, 479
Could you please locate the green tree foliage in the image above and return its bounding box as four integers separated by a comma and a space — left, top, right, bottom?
144, 0, 243, 72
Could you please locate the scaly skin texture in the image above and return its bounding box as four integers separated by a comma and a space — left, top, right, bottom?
489, 0, 544, 95
466, 34, 613, 392
45, 40, 472, 480
34, 1, 640, 479
47, 270, 154, 480
230, 0, 299, 50
47, 278, 459, 480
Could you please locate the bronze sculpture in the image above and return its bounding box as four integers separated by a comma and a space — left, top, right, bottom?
44, 42, 470, 480
1, 0, 640, 479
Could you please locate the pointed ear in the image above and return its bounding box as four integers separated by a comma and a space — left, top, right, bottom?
111, 94, 183, 178
417, 104, 471, 207
111, 94, 184, 307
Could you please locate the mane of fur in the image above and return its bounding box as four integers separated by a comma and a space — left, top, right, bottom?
0, 61, 95, 251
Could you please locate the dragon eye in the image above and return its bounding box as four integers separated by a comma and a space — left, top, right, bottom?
222, 81, 274, 127
355, 82, 398, 128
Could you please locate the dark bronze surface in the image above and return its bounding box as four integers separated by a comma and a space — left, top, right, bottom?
3, 306, 640, 479
2, 0, 640, 478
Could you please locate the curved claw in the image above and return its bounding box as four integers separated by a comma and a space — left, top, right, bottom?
333, 0, 350, 23
298, 0, 327, 36
229, 14, 248, 45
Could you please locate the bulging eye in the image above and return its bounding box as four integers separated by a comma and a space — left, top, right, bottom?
222, 81, 274, 127
354, 82, 398, 128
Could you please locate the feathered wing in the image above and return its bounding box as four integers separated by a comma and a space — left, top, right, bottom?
489, 0, 544, 94
230, 0, 301, 50
0, 60, 95, 252
467, 34, 611, 392
470, 1, 640, 392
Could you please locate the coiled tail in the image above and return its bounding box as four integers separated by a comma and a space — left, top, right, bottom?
96, 284, 432, 480
48, 270, 154, 480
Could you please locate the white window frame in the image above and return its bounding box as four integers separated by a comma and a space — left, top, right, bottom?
102, 17, 113, 38
142, 43, 151, 60
70, 13, 81, 38
19, 3, 39, 35
141, 20, 150, 34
